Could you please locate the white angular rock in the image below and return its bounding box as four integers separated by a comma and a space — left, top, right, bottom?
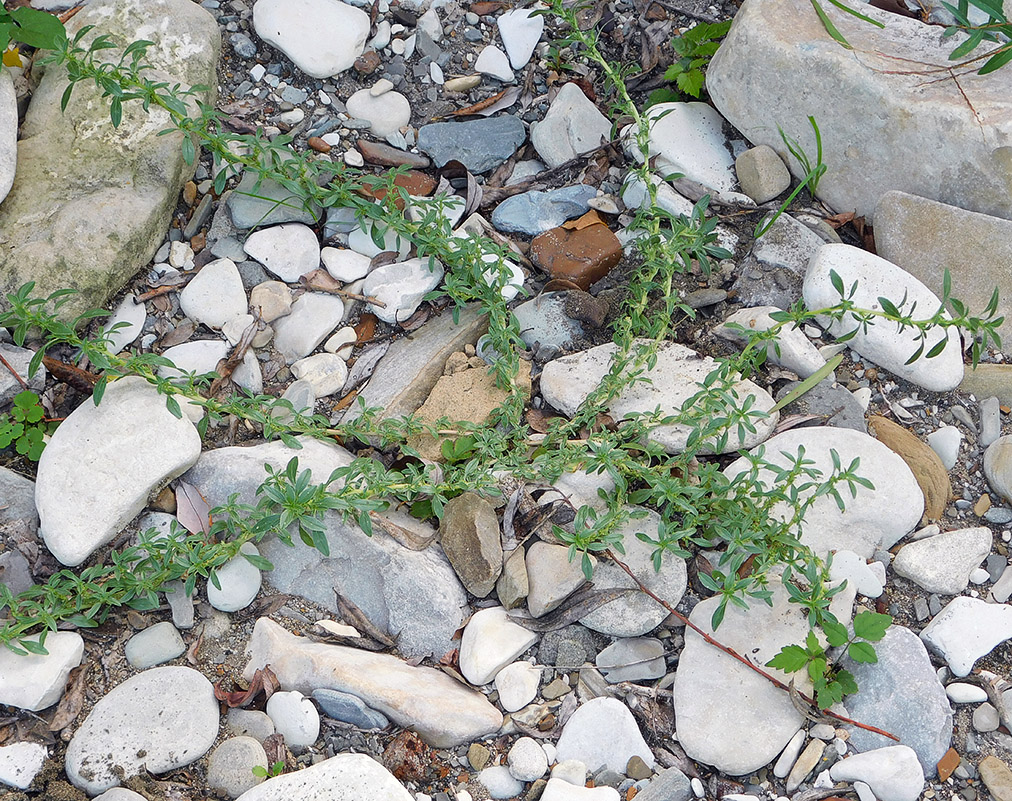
555, 697, 654, 774
541, 340, 778, 455
552, 761, 588, 786
233, 753, 412, 800
0, 631, 84, 711
65, 666, 219, 795
321, 247, 372, 282
893, 527, 991, 595
803, 244, 963, 392
530, 82, 612, 169
509, 736, 549, 781
244, 618, 502, 747
363, 257, 444, 324
920, 595, 1012, 677
829, 550, 883, 598
475, 45, 514, 81
927, 425, 962, 471
0, 742, 47, 790
715, 306, 827, 378
207, 542, 263, 612
252, 0, 370, 78
179, 258, 248, 329
829, 746, 924, 801
459, 606, 538, 686
723, 427, 923, 558
674, 576, 854, 775
244, 223, 321, 283
272, 292, 345, 363
266, 690, 320, 747
497, 7, 543, 69
622, 173, 697, 220
541, 778, 620, 801
495, 661, 541, 713
36, 377, 201, 566
346, 88, 411, 138
324, 326, 358, 359
0, 71, 16, 205
101, 294, 147, 354
707, 0, 1012, 222
596, 637, 666, 683
291, 353, 349, 398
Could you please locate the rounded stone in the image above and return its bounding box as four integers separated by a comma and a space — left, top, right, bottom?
266, 690, 321, 747
206, 736, 267, 798
508, 736, 549, 781
207, 542, 263, 612
124, 621, 186, 669
985, 436, 1012, 504
346, 88, 411, 138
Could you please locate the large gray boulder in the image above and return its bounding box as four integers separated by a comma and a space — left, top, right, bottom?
0, 0, 220, 322
707, 0, 1012, 222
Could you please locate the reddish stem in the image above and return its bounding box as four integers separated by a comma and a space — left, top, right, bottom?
0, 352, 28, 389
604, 549, 899, 742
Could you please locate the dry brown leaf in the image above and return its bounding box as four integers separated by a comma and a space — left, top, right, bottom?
398, 306, 430, 331
526, 408, 561, 434
214, 665, 279, 708
48, 663, 89, 732
186, 629, 204, 665
543, 278, 584, 293
451, 86, 520, 117
301, 268, 343, 293
175, 481, 212, 536
157, 320, 195, 349
41, 355, 99, 393
561, 209, 606, 231
334, 591, 397, 648
354, 313, 377, 344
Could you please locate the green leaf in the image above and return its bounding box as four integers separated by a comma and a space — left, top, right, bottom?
10, 7, 67, 50
165, 395, 182, 419
766, 644, 809, 673
821, 617, 849, 647
836, 668, 859, 695
93, 376, 107, 406
847, 641, 878, 663
807, 657, 828, 682
852, 610, 891, 641
242, 552, 274, 571
810, 0, 852, 48
980, 45, 1012, 74
181, 134, 196, 165
19, 638, 49, 655
109, 97, 123, 128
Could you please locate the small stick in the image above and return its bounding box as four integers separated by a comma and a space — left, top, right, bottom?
603, 549, 900, 741
0, 352, 28, 389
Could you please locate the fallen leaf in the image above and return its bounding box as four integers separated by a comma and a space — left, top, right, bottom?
451, 86, 520, 117
562, 210, 606, 231
186, 629, 204, 665
526, 408, 561, 434
175, 481, 212, 536
214, 665, 280, 708
343, 342, 390, 393
48, 663, 89, 732
301, 269, 343, 293
41, 356, 99, 393
126, 610, 149, 629
334, 590, 397, 648
543, 278, 584, 293
508, 586, 639, 632
157, 320, 195, 349
354, 313, 377, 344
368, 512, 437, 550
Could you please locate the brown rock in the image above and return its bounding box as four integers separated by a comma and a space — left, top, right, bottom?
467, 742, 491, 771
182, 180, 197, 206
307, 136, 331, 154
975, 493, 992, 517
438, 492, 503, 598
563, 290, 609, 328
935, 747, 960, 782
626, 756, 653, 780
382, 730, 432, 783
496, 547, 529, 610
867, 415, 951, 522
360, 170, 437, 209
354, 50, 382, 75
960, 363, 1012, 407
358, 140, 432, 168
530, 218, 622, 291
980, 755, 1012, 801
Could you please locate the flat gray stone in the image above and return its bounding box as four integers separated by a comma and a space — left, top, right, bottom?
920, 595, 1012, 677
65, 666, 218, 795
512, 293, 585, 352
124, 621, 185, 669
732, 213, 825, 309
633, 768, 692, 801
893, 527, 991, 595
774, 378, 868, 433
0, 344, 46, 407
492, 184, 598, 236
555, 697, 654, 774
0, 465, 39, 544
312, 688, 390, 729
595, 637, 666, 684
530, 82, 611, 169
417, 116, 526, 173
36, 377, 201, 566
207, 736, 267, 798
228, 172, 320, 229
0, 0, 219, 323
841, 625, 952, 776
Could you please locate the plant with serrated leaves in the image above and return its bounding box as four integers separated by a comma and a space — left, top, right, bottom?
0, 390, 55, 461
648, 20, 732, 106
767, 609, 892, 709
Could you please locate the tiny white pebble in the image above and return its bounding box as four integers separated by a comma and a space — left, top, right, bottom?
970, 568, 991, 585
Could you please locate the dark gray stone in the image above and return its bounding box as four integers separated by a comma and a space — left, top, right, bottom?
633, 767, 693, 801
312, 689, 390, 730
987, 554, 1008, 582
774, 378, 867, 433
491, 184, 597, 236
513, 293, 585, 352
842, 625, 952, 776
538, 625, 599, 667
229, 31, 257, 58
417, 116, 527, 174
227, 172, 321, 229
731, 213, 824, 309
0, 467, 39, 554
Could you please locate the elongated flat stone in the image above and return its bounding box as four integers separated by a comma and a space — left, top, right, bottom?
235, 753, 411, 801
244, 618, 502, 747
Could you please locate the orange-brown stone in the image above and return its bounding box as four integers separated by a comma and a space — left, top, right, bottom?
530, 218, 622, 290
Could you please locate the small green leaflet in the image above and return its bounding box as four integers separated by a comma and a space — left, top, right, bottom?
852, 610, 891, 641
766, 644, 809, 673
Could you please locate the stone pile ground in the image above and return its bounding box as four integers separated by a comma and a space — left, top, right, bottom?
1, 0, 1012, 799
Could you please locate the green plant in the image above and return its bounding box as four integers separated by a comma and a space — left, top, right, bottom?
767, 608, 891, 709
0, 5, 66, 68
754, 116, 826, 238
649, 20, 732, 105
251, 761, 285, 779
0, 390, 54, 461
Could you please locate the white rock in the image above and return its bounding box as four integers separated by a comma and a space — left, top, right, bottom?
222, 313, 254, 346
508, 736, 549, 781
920, 595, 1012, 677
541, 778, 619, 801
497, 7, 544, 69
530, 82, 611, 169
985, 436, 1012, 504
208, 542, 263, 612
0, 631, 84, 711
370, 20, 391, 49
101, 294, 147, 354
945, 683, 988, 704
169, 240, 194, 269
541, 340, 778, 455
628, 102, 736, 195
973, 702, 1000, 732
552, 760, 588, 786
346, 88, 411, 138
622, 173, 697, 220
124, 621, 186, 669
552, 469, 615, 514
65, 666, 219, 795
715, 306, 827, 378
596, 637, 666, 683
324, 327, 358, 358
234, 350, 264, 395
363, 257, 444, 324
417, 6, 443, 40
244, 618, 502, 747
253, 0, 370, 78
0, 742, 47, 790
526, 541, 592, 618
160, 339, 228, 380
291, 353, 349, 398
723, 427, 923, 558
829, 550, 884, 598
244, 223, 321, 283
459, 606, 538, 685
250, 281, 292, 323
971, 567, 991, 585
36, 377, 200, 566
773, 730, 807, 779
0, 71, 16, 205
273, 292, 345, 363
829, 746, 924, 801
555, 697, 654, 774
893, 527, 991, 594
180, 258, 248, 329
322, 247, 373, 282
480, 765, 524, 799
927, 425, 962, 471
803, 244, 963, 392
495, 661, 541, 713
480, 253, 525, 301
232, 753, 412, 800
475, 45, 514, 81
266, 690, 321, 747
348, 218, 412, 260
227, 708, 276, 741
